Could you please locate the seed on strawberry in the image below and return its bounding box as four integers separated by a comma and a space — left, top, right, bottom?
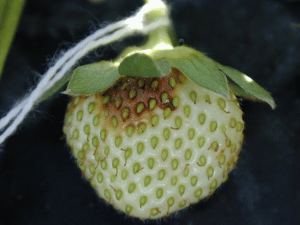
63, 67, 247, 219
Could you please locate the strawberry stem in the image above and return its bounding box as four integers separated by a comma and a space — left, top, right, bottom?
118, 0, 174, 60
143, 26, 174, 50
142, 0, 174, 50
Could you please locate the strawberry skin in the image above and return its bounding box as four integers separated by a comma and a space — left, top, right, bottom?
63, 68, 244, 219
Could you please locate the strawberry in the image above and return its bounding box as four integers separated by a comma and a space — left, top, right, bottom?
62, 45, 274, 219
62, 2, 274, 217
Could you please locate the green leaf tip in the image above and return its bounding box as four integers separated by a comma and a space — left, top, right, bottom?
39, 70, 72, 103
216, 64, 276, 109
118, 53, 172, 78
64, 61, 120, 96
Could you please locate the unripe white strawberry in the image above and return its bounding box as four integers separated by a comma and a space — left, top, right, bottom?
63, 68, 245, 219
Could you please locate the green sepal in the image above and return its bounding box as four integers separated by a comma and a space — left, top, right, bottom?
118, 53, 172, 78
152, 45, 275, 108
228, 81, 250, 98
64, 61, 120, 96
217, 64, 276, 109
152, 46, 230, 98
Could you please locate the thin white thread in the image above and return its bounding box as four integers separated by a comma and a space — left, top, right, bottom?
0, 22, 127, 133
0, 1, 170, 145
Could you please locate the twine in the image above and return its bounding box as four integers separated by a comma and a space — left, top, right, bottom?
0, 0, 170, 145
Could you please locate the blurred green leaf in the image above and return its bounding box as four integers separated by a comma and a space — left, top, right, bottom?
0, 0, 26, 77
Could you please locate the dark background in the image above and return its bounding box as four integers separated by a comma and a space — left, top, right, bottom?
1, 0, 300, 224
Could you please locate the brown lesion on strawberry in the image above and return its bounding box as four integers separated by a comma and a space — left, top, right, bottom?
226, 154, 239, 172
96, 68, 186, 133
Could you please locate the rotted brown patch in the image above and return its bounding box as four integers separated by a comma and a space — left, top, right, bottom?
97, 68, 186, 132
227, 154, 240, 172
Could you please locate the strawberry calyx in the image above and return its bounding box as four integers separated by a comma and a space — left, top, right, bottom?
64, 46, 275, 109
63, 0, 275, 109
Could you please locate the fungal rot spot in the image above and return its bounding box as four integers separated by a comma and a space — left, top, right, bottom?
97, 69, 187, 134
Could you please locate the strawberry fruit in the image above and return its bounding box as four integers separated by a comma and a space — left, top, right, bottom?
62, 55, 258, 219
62, 19, 274, 217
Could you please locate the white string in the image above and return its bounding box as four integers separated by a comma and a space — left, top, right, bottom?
0, 1, 170, 145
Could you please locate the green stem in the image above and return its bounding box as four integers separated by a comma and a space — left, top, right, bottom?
143, 26, 173, 49
0, 0, 26, 78
143, 0, 173, 49
117, 0, 174, 60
